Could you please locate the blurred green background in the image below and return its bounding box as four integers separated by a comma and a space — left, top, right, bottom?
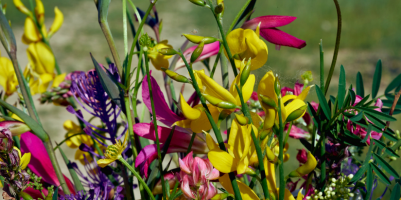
2, 0, 401, 198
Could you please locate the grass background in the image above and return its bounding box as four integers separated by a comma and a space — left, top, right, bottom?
1, 0, 401, 198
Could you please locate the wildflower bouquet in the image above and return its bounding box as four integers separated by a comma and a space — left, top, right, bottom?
0, 0, 401, 199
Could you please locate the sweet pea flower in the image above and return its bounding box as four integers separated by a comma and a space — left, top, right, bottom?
242, 15, 306, 49
175, 41, 220, 71
226, 26, 268, 71
147, 40, 174, 70
179, 152, 219, 200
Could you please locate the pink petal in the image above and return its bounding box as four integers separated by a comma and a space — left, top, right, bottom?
296, 149, 308, 164
242, 15, 297, 29
20, 132, 76, 195
175, 41, 220, 71
207, 168, 220, 180
288, 126, 310, 139
374, 98, 383, 111
260, 28, 306, 49
281, 87, 294, 97
294, 81, 304, 96
179, 158, 192, 174
205, 182, 218, 199
179, 152, 194, 174
142, 72, 184, 127
251, 92, 259, 101
192, 161, 202, 184
181, 175, 197, 199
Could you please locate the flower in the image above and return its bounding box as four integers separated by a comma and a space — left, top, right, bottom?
179, 152, 219, 200
242, 15, 306, 49
0, 121, 31, 138
175, 41, 220, 70
0, 54, 18, 96
288, 151, 317, 178
296, 149, 308, 164
97, 133, 128, 168
219, 173, 259, 199
147, 40, 174, 70
226, 26, 268, 70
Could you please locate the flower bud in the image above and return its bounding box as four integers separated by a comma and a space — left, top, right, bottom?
288, 152, 317, 177
244, 167, 256, 176
0, 121, 31, 137
274, 75, 281, 97
48, 7, 64, 38
35, 0, 45, 26
19, 191, 34, 200
188, 0, 206, 7
182, 34, 218, 44
191, 41, 205, 63
214, 3, 224, 15
259, 94, 277, 108
235, 114, 248, 125
286, 105, 307, 122
260, 129, 270, 140
202, 94, 237, 109
161, 68, 190, 83
13, 0, 31, 16
240, 58, 251, 87
158, 48, 177, 55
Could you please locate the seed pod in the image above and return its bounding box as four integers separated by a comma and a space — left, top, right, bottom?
158, 48, 177, 55
240, 58, 251, 87
214, 3, 224, 15
182, 34, 218, 44
286, 105, 307, 122
274, 75, 281, 97
190, 41, 205, 63
259, 94, 277, 108
161, 68, 190, 83
202, 94, 237, 109
188, 0, 206, 7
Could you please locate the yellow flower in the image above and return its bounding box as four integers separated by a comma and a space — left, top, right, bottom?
219, 173, 259, 199
97, 134, 128, 168
257, 71, 311, 130
288, 151, 317, 178
13, 147, 31, 170
147, 40, 173, 70
226, 26, 268, 71
0, 54, 18, 96
207, 117, 257, 175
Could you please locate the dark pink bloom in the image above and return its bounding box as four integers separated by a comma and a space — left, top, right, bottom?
20, 132, 76, 197
296, 149, 308, 164
251, 91, 259, 101
242, 15, 306, 49
175, 41, 220, 71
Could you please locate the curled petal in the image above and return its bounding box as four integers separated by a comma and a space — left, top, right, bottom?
179, 93, 201, 120
242, 15, 297, 29
20, 152, 31, 170
48, 7, 64, 37
208, 148, 238, 173
181, 175, 196, 199
260, 28, 306, 49
0, 121, 31, 137
179, 152, 194, 174
175, 41, 220, 71
195, 70, 237, 105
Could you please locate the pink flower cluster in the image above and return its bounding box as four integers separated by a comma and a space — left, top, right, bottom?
179, 152, 219, 200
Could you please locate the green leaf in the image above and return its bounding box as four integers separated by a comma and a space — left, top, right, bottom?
373, 153, 400, 178
356, 95, 370, 107
338, 65, 346, 108
372, 139, 400, 158
91, 53, 125, 111
0, 9, 16, 53
361, 124, 372, 144
356, 106, 396, 121
0, 99, 48, 142
385, 74, 401, 94
351, 163, 368, 183
372, 60, 382, 98
382, 108, 401, 115
161, 126, 176, 161
52, 186, 59, 200
349, 89, 356, 105
349, 111, 364, 122
370, 163, 391, 185
363, 112, 386, 129
315, 85, 331, 119
365, 165, 373, 200
356, 72, 364, 97
390, 183, 400, 200
382, 100, 401, 109
233, 0, 256, 29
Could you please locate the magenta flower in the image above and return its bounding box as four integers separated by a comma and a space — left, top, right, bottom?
242, 15, 306, 49
175, 41, 220, 71
296, 149, 308, 164
179, 152, 219, 200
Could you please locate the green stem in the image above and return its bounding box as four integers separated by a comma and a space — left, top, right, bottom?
277, 97, 285, 200
186, 132, 197, 154
227, 0, 252, 33
319, 40, 325, 91
123, 0, 128, 56
323, 0, 342, 95
283, 121, 293, 145
206, 0, 238, 77
59, 145, 85, 193
132, 49, 144, 119
118, 157, 155, 200
209, 48, 221, 78
235, 85, 269, 199
44, 140, 70, 194
320, 125, 326, 186
178, 50, 242, 200
125, 97, 138, 158
144, 53, 166, 200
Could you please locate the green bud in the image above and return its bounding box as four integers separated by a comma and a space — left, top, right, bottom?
158, 48, 177, 55
286, 105, 307, 122
190, 41, 205, 63
260, 129, 270, 140
240, 58, 251, 87
139, 33, 156, 48
202, 94, 237, 109
19, 192, 34, 200
274, 75, 281, 97
188, 0, 206, 6
182, 34, 218, 44
259, 94, 277, 108
214, 3, 224, 15
235, 114, 249, 125
161, 68, 190, 83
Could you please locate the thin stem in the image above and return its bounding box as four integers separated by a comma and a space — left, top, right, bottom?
178, 50, 242, 200
283, 122, 293, 145
206, 0, 238, 77
133, 49, 144, 119
59, 145, 85, 193
99, 19, 123, 75
210, 48, 221, 78
125, 96, 138, 158
123, 0, 128, 56
186, 132, 197, 154
227, 0, 252, 33
319, 40, 325, 91
320, 125, 326, 186
323, 0, 342, 95
118, 157, 156, 200
144, 53, 166, 200
277, 97, 285, 200
385, 88, 401, 130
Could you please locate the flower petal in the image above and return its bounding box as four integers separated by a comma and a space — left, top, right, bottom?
260, 28, 306, 49
242, 15, 297, 30
179, 93, 201, 120
219, 173, 259, 199
175, 41, 220, 71
208, 148, 238, 173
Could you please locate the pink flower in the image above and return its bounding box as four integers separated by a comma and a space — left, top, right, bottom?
179, 152, 219, 200
175, 41, 220, 71
250, 91, 259, 101
242, 16, 306, 49
296, 149, 308, 164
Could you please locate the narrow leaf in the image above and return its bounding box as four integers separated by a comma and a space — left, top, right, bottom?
372, 60, 382, 98
52, 186, 59, 200
385, 74, 401, 94
356, 106, 396, 121
365, 165, 373, 200
356, 72, 364, 96
361, 124, 372, 143
349, 111, 364, 122
315, 85, 331, 119
349, 89, 356, 105
351, 163, 368, 183
370, 163, 391, 185
373, 153, 400, 178
338, 65, 346, 108
356, 95, 370, 107
390, 183, 400, 200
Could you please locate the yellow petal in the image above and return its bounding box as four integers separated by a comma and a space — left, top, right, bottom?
35, 0, 45, 25
190, 104, 219, 133
264, 157, 278, 198
27, 42, 55, 74
297, 85, 313, 101
38, 73, 53, 93
277, 188, 296, 200
48, 7, 64, 37
14, 146, 22, 159
208, 148, 239, 173
20, 153, 31, 170
179, 93, 201, 120
52, 73, 66, 88
282, 94, 297, 104
173, 119, 192, 130
195, 70, 237, 105
230, 70, 255, 105
205, 131, 219, 151
289, 152, 317, 177
97, 158, 116, 168
22, 18, 41, 44
250, 111, 263, 128
219, 173, 259, 200
285, 99, 307, 121
297, 189, 304, 200
226, 28, 246, 55
13, 0, 31, 15
242, 29, 268, 71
